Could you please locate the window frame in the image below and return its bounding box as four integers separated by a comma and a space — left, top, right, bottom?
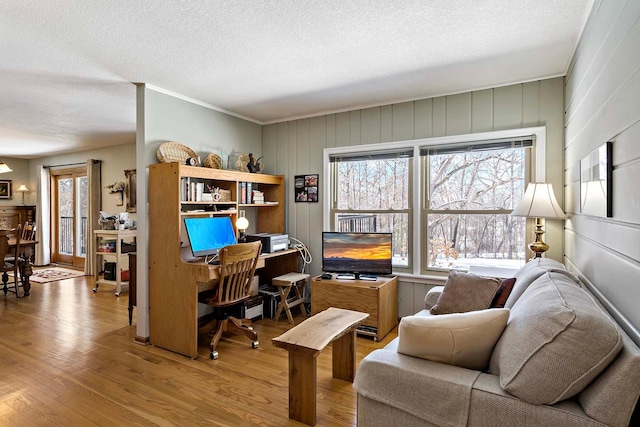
323, 126, 547, 278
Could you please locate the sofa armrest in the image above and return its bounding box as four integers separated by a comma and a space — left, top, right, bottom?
424, 285, 444, 309
354, 349, 480, 427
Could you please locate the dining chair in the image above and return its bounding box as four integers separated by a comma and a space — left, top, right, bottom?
1, 224, 23, 298
22, 222, 35, 241
198, 241, 262, 360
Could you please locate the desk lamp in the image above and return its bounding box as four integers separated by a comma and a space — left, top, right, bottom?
511, 182, 566, 259
16, 184, 29, 205
236, 215, 249, 243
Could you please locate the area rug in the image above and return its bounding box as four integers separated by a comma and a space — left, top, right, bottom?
19, 267, 86, 283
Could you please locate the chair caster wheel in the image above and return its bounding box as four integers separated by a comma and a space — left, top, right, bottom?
210, 351, 219, 360
252, 341, 259, 349
92, 288, 98, 293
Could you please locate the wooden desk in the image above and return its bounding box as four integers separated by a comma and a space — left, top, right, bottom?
7, 237, 37, 296
272, 308, 369, 426
149, 248, 300, 358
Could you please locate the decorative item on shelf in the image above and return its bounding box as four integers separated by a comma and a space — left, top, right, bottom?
0, 159, 12, 173
106, 181, 126, 206
204, 153, 222, 169
234, 153, 250, 172
206, 185, 231, 202
510, 182, 567, 259
156, 141, 198, 164
247, 153, 263, 173
15, 184, 29, 205
236, 211, 249, 243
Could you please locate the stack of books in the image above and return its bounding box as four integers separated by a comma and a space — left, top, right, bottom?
252, 190, 264, 204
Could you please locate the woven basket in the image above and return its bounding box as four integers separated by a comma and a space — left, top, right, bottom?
204, 153, 222, 169
156, 142, 198, 164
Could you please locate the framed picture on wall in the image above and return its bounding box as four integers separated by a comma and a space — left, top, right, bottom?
580, 141, 613, 217
125, 169, 137, 213
0, 180, 12, 199
295, 174, 319, 202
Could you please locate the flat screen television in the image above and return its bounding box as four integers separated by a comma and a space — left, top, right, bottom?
184, 216, 237, 260
322, 232, 392, 280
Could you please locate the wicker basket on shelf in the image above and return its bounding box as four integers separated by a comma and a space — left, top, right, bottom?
204, 153, 222, 169
156, 142, 198, 164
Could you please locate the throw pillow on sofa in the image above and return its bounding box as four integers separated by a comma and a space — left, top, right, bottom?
398, 308, 510, 370
430, 271, 501, 314
490, 277, 517, 308
489, 271, 623, 405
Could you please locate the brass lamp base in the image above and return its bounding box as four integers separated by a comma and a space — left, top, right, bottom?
528, 217, 549, 259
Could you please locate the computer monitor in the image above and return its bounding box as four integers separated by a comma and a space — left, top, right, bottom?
184, 216, 237, 259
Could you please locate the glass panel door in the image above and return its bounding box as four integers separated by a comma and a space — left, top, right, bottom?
52, 167, 87, 268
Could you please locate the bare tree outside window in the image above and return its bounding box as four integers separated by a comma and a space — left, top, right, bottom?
330, 137, 532, 273
333, 155, 411, 268
426, 148, 527, 269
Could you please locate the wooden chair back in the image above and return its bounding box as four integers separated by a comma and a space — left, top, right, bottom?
0, 231, 9, 270
1, 224, 20, 270
22, 223, 35, 241
209, 241, 262, 308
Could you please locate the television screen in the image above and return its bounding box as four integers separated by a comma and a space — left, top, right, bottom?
322, 232, 392, 279
184, 216, 237, 258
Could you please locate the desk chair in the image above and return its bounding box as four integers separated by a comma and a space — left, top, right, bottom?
1, 225, 22, 298
198, 241, 262, 360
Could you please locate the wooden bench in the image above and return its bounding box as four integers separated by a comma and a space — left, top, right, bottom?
272, 307, 369, 426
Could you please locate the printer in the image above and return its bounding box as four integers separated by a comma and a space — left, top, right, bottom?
246, 233, 289, 253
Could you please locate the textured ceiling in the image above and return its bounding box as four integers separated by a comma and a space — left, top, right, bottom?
0, 0, 593, 158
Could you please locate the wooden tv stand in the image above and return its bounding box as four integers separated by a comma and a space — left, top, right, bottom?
311, 275, 398, 341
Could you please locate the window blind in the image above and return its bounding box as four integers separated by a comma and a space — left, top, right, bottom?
329, 148, 414, 163
420, 136, 534, 156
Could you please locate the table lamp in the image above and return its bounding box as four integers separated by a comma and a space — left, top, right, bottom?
511, 182, 566, 259
16, 184, 29, 205
236, 215, 249, 243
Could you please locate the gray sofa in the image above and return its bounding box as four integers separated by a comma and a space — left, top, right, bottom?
354, 259, 640, 427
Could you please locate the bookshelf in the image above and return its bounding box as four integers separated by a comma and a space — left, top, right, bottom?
148, 162, 290, 358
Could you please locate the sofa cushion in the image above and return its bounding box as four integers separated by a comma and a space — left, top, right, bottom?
490, 277, 517, 308
398, 308, 509, 370
430, 271, 501, 314
489, 272, 623, 405
504, 257, 565, 308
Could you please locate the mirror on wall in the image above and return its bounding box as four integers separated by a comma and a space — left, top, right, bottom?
125, 169, 137, 213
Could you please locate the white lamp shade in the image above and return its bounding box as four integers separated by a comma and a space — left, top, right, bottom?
511, 183, 567, 219
235, 216, 249, 231
16, 184, 29, 192
0, 161, 12, 173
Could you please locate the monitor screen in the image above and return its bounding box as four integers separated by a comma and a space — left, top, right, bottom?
322, 232, 392, 278
184, 216, 237, 258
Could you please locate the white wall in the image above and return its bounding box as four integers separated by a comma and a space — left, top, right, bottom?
264, 78, 565, 317
564, 0, 640, 343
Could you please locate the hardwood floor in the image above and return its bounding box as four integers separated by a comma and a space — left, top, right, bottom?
0, 275, 397, 426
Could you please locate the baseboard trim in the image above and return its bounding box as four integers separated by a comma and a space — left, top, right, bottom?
134, 335, 150, 345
